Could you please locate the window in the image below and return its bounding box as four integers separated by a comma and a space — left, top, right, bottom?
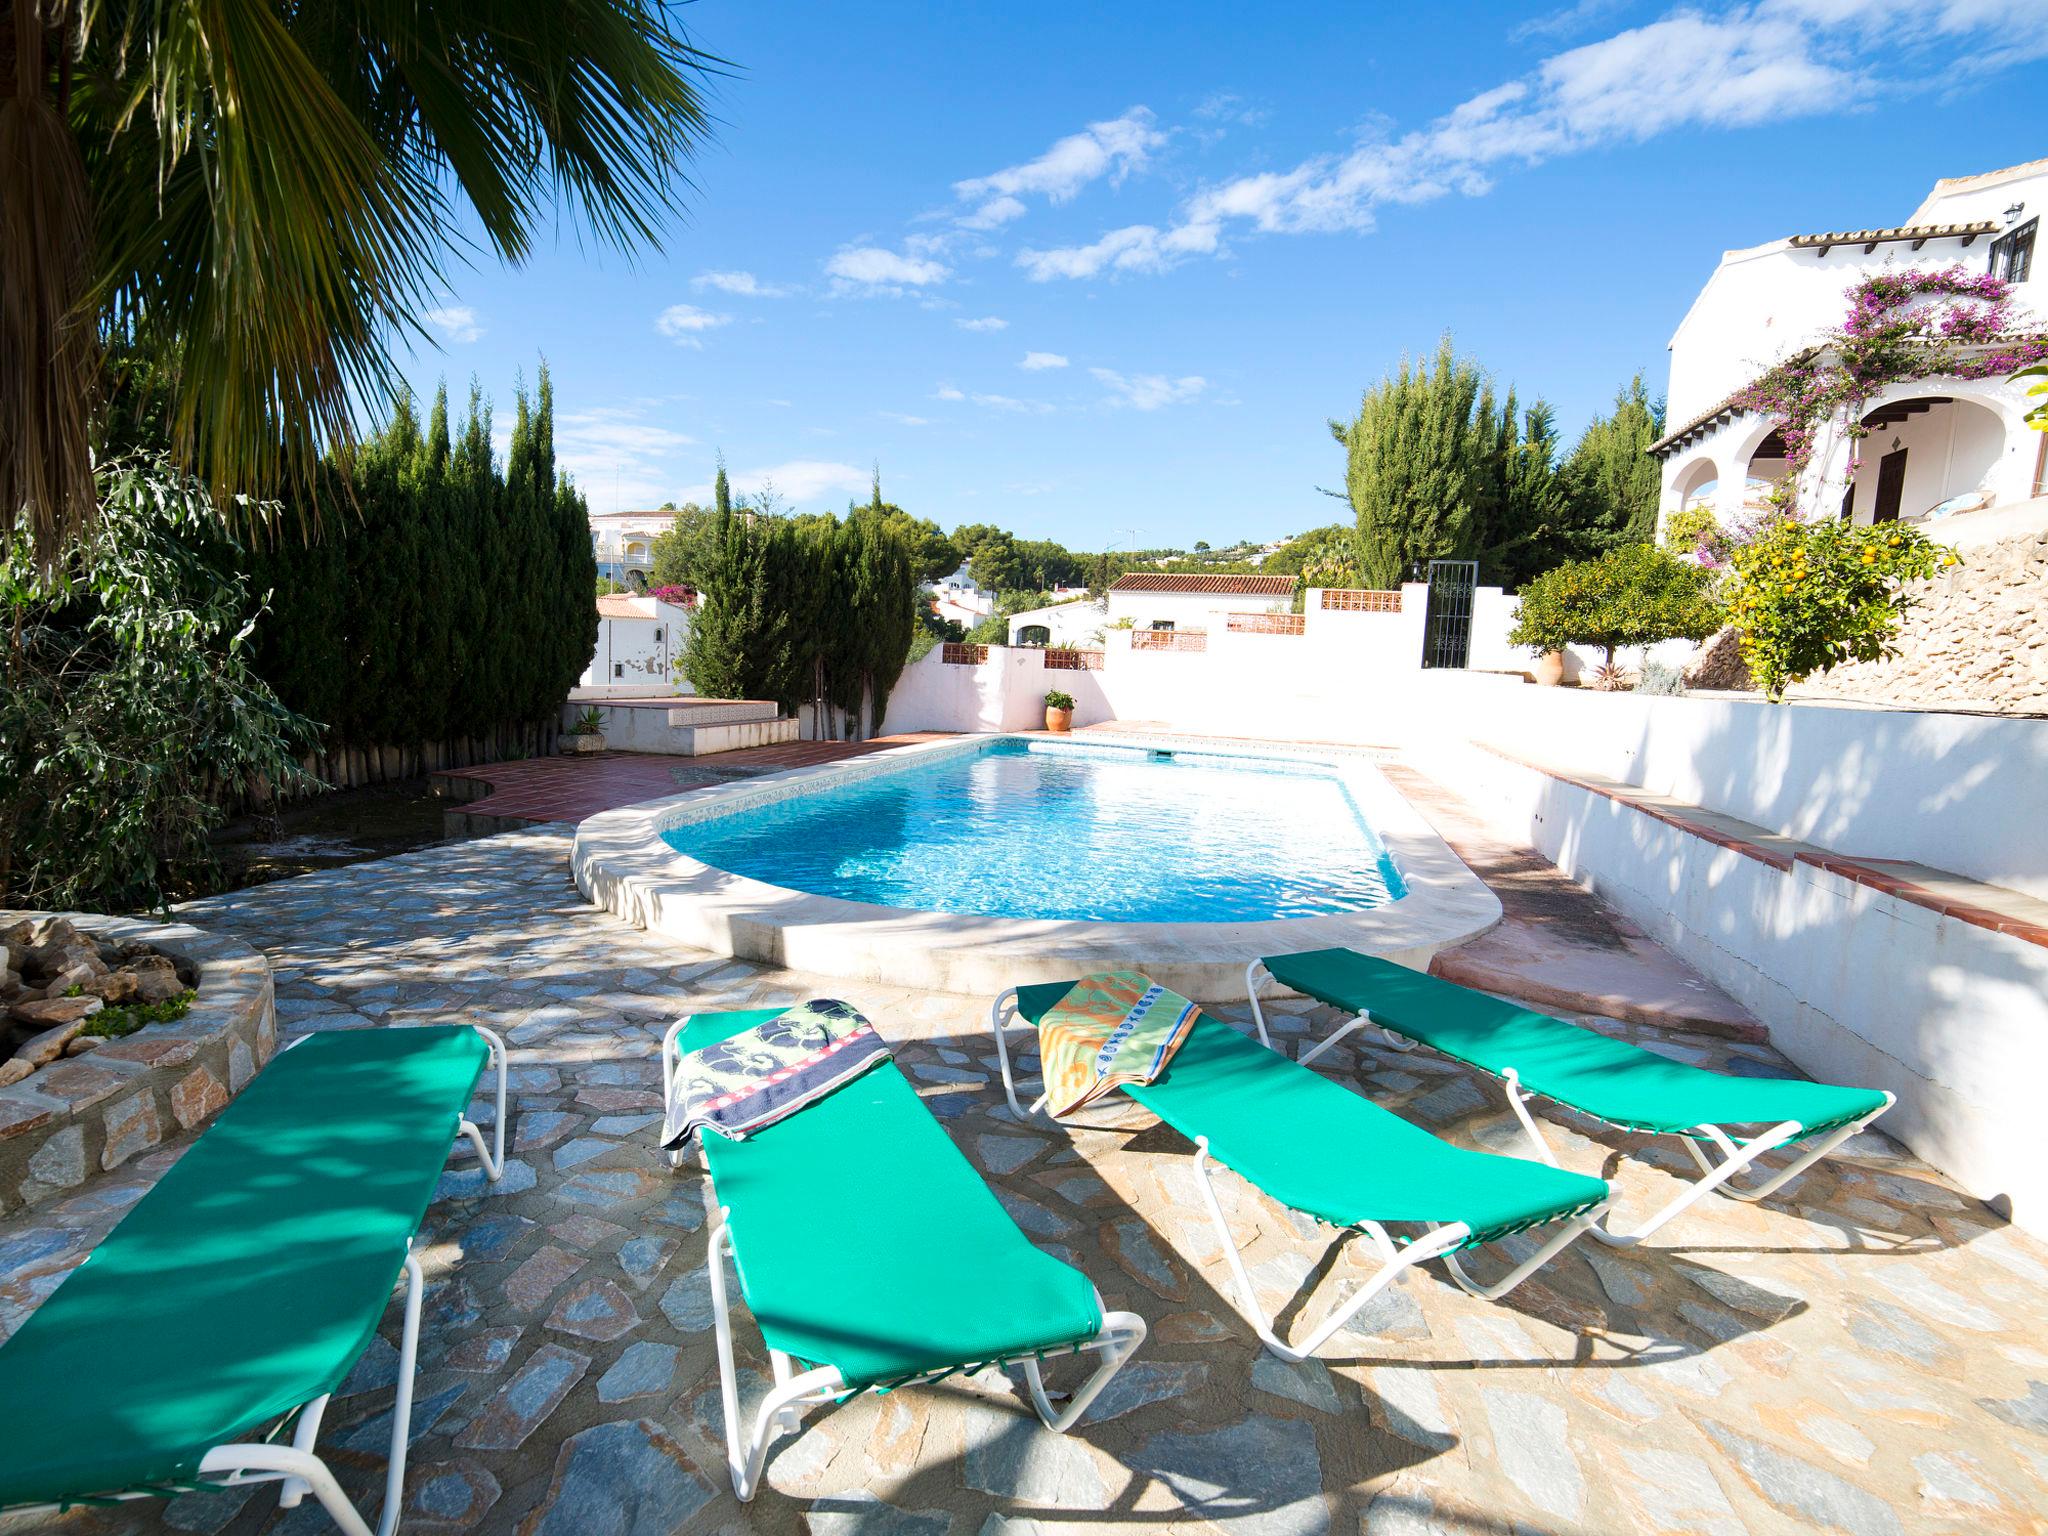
1150, 620, 1175, 632
1989, 218, 2036, 284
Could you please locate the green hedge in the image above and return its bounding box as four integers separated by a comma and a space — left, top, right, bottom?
248, 369, 597, 760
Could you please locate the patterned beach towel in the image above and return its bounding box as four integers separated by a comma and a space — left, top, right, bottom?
1037, 971, 1200, 1119
663, 998, 891, 1148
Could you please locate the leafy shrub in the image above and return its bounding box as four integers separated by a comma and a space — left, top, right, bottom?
81, 989, 197, 1039
1508, 544, 1723, 667
2, 456, 318, 911
1044, 689, 1076, 711
1637, 661, 1688, 697
1726, 518, 1953, 701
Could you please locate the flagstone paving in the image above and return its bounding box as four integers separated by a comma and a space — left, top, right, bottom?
4, 827, 2047, 1535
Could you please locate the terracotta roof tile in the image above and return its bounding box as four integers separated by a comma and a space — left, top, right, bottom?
1109, 573, 1294, 595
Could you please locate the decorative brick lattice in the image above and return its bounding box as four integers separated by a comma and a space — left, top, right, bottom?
1130, 630, 1208, 653
940, 643, 989, 665
1320, 588, 1402, 613
1225, 612, 1306, 635
1044, 648, 1105, 670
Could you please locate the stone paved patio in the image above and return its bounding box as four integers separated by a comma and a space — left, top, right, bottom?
5, 827, 2047, 1535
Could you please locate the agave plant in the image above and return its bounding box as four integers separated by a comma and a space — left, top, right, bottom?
2, 0, 720, 562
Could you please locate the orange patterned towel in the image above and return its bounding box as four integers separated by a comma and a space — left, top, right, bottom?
1036, 971, 1200, 1118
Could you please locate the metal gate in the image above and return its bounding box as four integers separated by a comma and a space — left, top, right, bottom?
1421, 560, 1478, 669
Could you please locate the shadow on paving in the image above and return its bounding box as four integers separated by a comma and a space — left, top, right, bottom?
9, 827, 2042, 1536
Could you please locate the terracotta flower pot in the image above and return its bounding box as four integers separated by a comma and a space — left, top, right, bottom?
1045, 706, 1073, 734
1532, 651, 1567, 687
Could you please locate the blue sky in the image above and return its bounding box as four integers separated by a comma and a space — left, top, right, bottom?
399, 0, 2045, 549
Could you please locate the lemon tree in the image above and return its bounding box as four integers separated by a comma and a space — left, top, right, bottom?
1727, 519, 1954, 701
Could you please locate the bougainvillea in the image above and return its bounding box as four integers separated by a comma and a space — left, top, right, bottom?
1731, 266, 2048, 497
1725, 517, 1956, 701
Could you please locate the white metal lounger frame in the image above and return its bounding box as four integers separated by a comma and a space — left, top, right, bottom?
14, 1024, 509, 1536
1244, 959, 1895, 1247
662, 1017, 1148, 1502
987, 988, 1607, 1362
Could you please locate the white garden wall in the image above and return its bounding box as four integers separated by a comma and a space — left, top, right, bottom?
1422, 738, 2048, 1234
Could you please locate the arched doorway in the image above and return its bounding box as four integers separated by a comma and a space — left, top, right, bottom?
1017, 624, 1051, 646
1673, 457, 1719, 512
1744, 429, 1791, 512
1845, 396, 2006, 525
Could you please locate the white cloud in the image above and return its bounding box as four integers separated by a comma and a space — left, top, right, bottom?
553, 406, 697, 512
930, 381, 1051, 413
423, 306, 483, 344
955, 315, 1010, 332
692, 270, 789, 298
968, 392, 1054, 414
656, 304, 732, 347
952, 108, 1166, 227
825, 245, 951, 294
1020, 352, 1069, 371
1091, 368, 1206, 410
880, 412, 931, 426
1018, 3, 2038, 281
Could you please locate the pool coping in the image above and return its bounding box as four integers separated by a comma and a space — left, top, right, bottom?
570, 733, 1502, 1001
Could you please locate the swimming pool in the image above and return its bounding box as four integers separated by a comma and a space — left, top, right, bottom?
659, 738, 1406, 923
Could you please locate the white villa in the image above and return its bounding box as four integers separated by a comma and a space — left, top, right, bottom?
1105, 572, 1296, 631
579, 591, 694, 694
1651, 157, 2045, 535
589, 509, 674, 588
928, 564, 997, 630
1005, 595, 1103, 647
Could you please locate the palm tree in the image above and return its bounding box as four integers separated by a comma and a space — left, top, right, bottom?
1, 0, 718, 560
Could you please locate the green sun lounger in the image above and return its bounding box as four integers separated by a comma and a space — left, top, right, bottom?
0, 1024, 506, 1536
660, 1008, 1146, 1501
989, 982, 1610, 1362
1248, 948, 1894, 1245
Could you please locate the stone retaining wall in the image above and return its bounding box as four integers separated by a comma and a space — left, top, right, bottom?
1793, 528, 2048, 713
0, 911, 274, 1214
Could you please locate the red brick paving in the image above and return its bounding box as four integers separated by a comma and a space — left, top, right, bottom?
431, 735, 953, 827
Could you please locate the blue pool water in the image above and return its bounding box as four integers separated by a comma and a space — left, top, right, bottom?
661, 739, 1406, 923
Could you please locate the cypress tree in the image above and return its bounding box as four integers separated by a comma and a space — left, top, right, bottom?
1328, 335, 1490, 588
713, 452, 731, 518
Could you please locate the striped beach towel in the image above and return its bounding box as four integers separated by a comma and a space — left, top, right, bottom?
663, 999, 891, 1148
1037, 971, 1199, 1119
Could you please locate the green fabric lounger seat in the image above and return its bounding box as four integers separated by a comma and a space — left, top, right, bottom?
991, 982, 1610, 1362
0, 1024, 506, 1536
1250, 948, 1895, 1245
661, 1008, 1146, 1502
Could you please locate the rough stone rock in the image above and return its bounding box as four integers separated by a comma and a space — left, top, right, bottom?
1682, 624, 1753, 691
805, 1491, 951, 1536
0, 1057, 34, 1087
596, 1341, 678, 1403
1131, 1416, 1328, 1536
128, 956, 189, 1004
1793, 528, 2048, 713
102, 1091, 163, 1168
1080, 1359, 1209, 1424
454, 1344, 590, 1451
961, 1400, 1108, 1506
518, 1418, 711, 1536
63, 1034, 103, 1057
1483, 1388, 1585, 1521
11, 996, 104, 1047
403, 1458, 501, 1531
171, 1064, 229, 1128
82, 970, 141, 1004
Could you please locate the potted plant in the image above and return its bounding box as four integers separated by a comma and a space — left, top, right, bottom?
1043, 689, 1075, 733
563, 705, 607, 755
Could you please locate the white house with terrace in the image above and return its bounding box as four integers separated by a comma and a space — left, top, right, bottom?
1651, 157, 2046, 539
1105, 572, 1296, 631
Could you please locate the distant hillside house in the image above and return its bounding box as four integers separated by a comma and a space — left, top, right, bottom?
1006, 596, 1103, 647
1106, 573, 1295, 632
589, 510, 675, 589
582, 592, 694, 695
1651, 158, 2046, 536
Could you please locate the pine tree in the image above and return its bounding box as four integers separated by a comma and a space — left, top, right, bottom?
1561, 374, 1667, 548
713, 452, 731, 518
